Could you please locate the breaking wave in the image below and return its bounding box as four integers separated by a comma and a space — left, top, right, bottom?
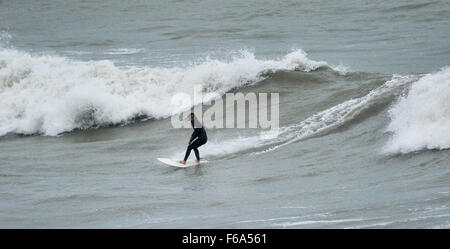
384, 67, 450, 154
0, 46, 328, 136
173, 74, 418, 158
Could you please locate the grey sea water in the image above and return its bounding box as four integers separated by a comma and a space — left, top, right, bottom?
0, 0, 449, 228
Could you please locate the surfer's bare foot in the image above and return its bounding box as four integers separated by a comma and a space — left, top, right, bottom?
195, 160, 200, 163
179, 160, 186, 165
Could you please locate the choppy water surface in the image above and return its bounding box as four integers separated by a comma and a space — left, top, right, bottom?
0, 0, 449, 228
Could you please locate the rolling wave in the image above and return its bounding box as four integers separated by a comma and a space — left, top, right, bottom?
199, 67, 450, 158
269, 74, 418, 151
192, 74, 418, 158
384, 67, 450, 154
0, 47, 328, 136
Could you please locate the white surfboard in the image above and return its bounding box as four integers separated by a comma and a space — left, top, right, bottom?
157, 158, 208, 168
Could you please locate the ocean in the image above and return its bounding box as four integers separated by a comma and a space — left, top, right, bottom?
0, 0, 449, 228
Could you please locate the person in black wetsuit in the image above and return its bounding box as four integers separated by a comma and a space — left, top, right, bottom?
180, 113, 207, 164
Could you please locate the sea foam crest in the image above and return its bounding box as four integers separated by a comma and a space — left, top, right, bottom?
0, 47, 327, 136
384, 67, 450, 154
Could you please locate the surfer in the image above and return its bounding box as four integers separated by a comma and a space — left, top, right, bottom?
180, 113, 207, 164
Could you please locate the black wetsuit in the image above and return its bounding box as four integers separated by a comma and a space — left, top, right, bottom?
183, 120, 207, 161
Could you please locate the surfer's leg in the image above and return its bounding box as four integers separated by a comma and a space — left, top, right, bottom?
191, 139, 205, 161
183, 144, 194, 161
193, 148, 200, 161
184, 139, 206, 162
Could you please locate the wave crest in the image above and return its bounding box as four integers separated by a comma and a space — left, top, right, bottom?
0, 48, 327, 136
384, 67, 450, 154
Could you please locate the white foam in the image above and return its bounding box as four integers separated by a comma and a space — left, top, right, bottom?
104, 48, 145, 55
384, 67, 450, 154
255, 74, 417, 154
332, 64, 351, 75
0, 31, 12, 47
171, 135, 268, 160
0, 47, 327, 136
176, 74, 416, 159
63, 50, 93, 56
275, 218, 365, 227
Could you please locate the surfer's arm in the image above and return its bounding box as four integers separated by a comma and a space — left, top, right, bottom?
189, 129, 200, 143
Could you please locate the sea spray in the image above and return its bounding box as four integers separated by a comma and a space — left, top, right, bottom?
384, 67, 450, 154
0, 47, 328, 136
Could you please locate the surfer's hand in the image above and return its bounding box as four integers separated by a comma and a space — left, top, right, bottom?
188, 141, 191, 145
